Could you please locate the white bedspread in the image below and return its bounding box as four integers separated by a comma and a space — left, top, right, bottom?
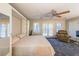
12, 36, 55, 56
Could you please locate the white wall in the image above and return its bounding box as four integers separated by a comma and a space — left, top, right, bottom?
12, 9, 30, 36
0, 3, 30, 55
22, 18, 27, 34
22, 18, 30, 36
0, 3, 12, 56
26, 20, 30, 36
68, 17, 79, 38
12, 15, 21, 36
0, 4, 12, 17
0, 3, 12, 35
30, 18, 66, 36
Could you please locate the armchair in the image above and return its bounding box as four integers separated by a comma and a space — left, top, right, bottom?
56, 30, 71, 43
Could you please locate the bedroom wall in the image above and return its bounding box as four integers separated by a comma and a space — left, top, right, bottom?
22, 18, 26, 34
30, 17, 66, 36
12, 13, 22, 36
12, 9, 30, 36
67, 16, 79, 39
0, 3, 12, 56
0, 3, 31, 55
22, 18, 30, 36
0, 4, 12, 17
26, 20, 30, 36
0, 3, 12, 36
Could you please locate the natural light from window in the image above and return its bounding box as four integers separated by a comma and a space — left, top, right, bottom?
56, 23, 62, 32
43, 24, 53, 36
0, 24, 9, 38
33, 23, 40, 33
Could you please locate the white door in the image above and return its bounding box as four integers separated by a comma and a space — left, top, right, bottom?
42, 23, 53, 36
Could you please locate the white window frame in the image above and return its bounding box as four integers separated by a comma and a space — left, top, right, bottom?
42, 23, 53, 36
56, 23, 62, 32
0, 24, 6, 38
0, 24, 9, 38
33, 23, 40, 33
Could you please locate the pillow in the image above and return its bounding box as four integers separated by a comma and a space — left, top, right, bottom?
12, 36, 20, 44
17, 34, 26, 39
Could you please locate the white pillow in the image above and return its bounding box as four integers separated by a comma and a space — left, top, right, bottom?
17, 34, 26, 39
12, 36, 20, 44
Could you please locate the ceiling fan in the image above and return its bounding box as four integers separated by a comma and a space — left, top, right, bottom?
41, 9, 70, 18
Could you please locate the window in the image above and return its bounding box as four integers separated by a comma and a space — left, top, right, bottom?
0, 24, 9, 38
43, 24, 53, 36
0, 24, 6, 38
7, 24, 10, 37
33, 23, 40, 33
43, 24, 48, 36
56, 23, 62, 32
49, 24, 53, 36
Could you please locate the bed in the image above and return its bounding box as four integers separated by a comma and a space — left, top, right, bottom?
0, 37, 10, 56
12, 36, 55, 56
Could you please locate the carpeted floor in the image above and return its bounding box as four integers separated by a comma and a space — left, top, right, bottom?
47, 38, 79, 56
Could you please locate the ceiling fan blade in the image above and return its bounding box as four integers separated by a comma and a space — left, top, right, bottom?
55, 10, 70, 15
41, 12, 52, 17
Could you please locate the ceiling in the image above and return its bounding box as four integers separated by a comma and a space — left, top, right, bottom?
10, 3, 79, 20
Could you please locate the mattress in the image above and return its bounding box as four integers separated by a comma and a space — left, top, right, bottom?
0, 37, 10, 56
12, 36, 55, 56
